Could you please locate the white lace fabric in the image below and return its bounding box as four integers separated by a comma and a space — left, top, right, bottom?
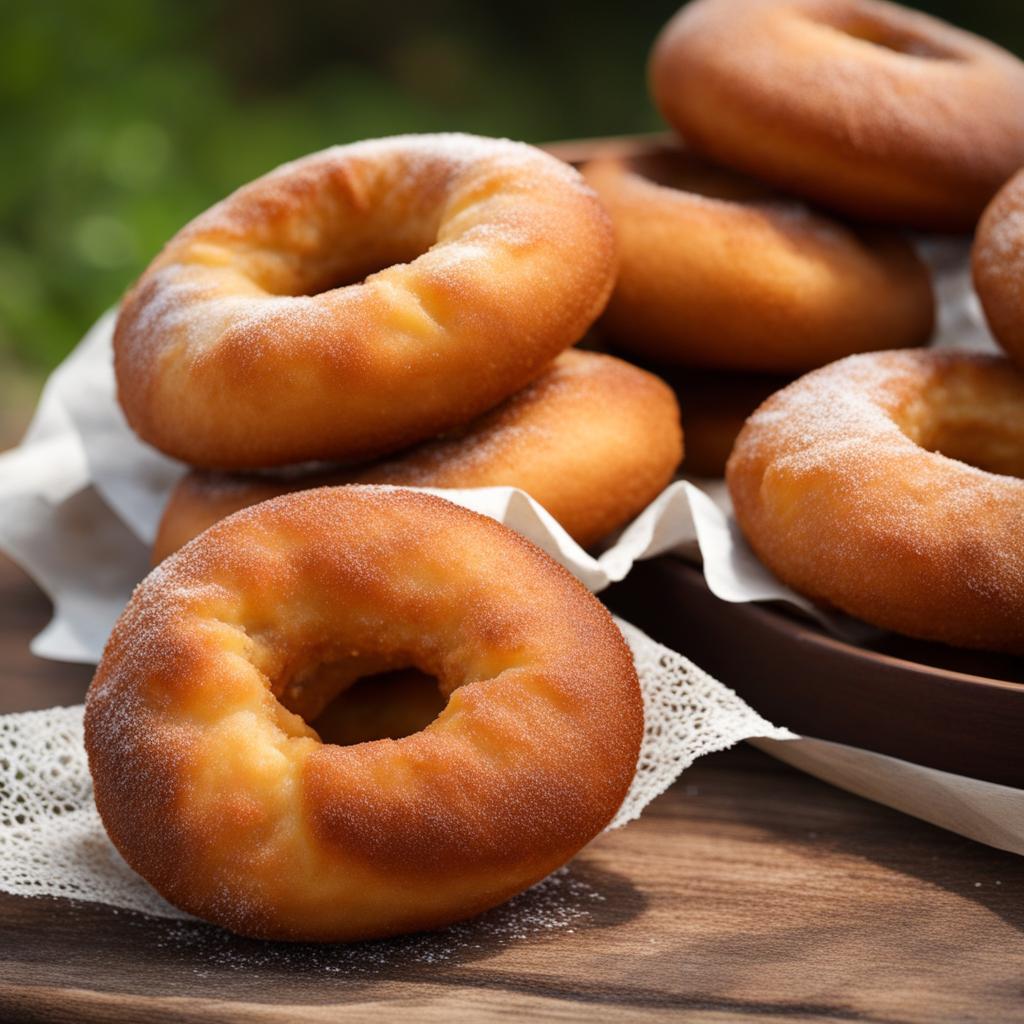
0, 620, 791, 920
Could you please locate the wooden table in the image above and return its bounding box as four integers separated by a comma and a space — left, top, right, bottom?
1, 554, 1022, 1023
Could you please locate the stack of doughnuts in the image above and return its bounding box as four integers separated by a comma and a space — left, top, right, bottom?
631, 0, 1024, 651
118, 134, 683, 557
582, 0, 1024, 476
152, 349, 683, 558
93, 134, 672, 940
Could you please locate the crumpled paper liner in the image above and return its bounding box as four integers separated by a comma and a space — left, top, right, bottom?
0, 310, 808, 663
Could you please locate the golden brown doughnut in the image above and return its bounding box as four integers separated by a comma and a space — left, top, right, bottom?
85, 487, 643, 941
152, 350, 683, 560
650, 0, 1024, 230
651, 366, 792, 477
727, 350, 1024, 653
583, 146, 934, 371
973, 168, 1024, 370
114, 134, 615, 469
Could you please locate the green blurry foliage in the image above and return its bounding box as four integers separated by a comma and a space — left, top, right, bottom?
1, 0, 1021, 372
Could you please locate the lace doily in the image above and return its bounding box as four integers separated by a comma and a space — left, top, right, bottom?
0, 619, 791, 920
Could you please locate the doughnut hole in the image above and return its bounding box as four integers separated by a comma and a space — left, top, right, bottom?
312, 669, 447, 745
896, 364, 1024, 478
231, 160, 447, 298
266, 643, 449, 743
822, 13, 962, 60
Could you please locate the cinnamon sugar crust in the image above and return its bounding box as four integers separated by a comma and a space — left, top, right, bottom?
151, 350, 683, 560
114, 134, 615, 469
727, 350, 1024, 653
85, 487, 643, 941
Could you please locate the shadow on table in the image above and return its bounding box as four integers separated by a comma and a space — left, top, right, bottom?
3, 857, 646, 1005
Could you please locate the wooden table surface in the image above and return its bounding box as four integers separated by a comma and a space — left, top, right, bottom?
1, 554, 1022, 1024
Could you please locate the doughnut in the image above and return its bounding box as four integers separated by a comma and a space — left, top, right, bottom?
727, 350, 1024, 653
151, 350, 683, 560
84, 486, 644, 941
650, 0, 1024, 230
652, 366, 791, 477
973, 168, 1024, 370
114, 134, 615, 469
583, 145, 933, 371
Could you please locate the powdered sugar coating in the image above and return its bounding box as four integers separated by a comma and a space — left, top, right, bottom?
151, 864, 606, 972
151, 350, 683, 559
114, 133, 615, 469
727, 349, 1024, 652
85, 486, 643, 941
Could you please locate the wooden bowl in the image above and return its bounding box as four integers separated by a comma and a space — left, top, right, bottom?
604, 558, 1024, 787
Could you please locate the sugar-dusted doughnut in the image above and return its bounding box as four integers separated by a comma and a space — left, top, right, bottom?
114, 134, 615, 469
650, 0, 1024, 230
583, 146, 933, 371
85, 487, 643, 941
151, 350, 683, 560
973, 168, 1024, 370
727, 350, 1024, 653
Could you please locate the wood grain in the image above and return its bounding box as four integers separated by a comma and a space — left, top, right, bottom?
1, 554, 1023, 1022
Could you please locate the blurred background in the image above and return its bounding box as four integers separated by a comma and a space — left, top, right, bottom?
1, 0, 1021, 441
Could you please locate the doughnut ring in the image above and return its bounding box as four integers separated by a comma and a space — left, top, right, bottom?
974, 168, 1024, 371
727, 350, 1024, 653
151, 350, 683, 560
650, 0, 1024, 230
114, 134, 615, 469
583, 146, 933, 371
85, 487, 643, 941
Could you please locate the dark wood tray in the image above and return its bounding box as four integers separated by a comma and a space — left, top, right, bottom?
605, 558, 1024, 788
